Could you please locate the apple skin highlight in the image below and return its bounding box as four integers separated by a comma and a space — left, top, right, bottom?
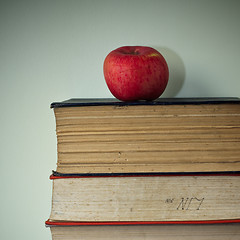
103, 46, 169, 101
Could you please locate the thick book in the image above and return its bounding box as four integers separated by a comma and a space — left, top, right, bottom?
47, 223, 240, 240
47, 171, 240, 224
50, 98, 240, 174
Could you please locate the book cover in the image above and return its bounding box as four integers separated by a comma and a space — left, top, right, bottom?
51, 97, 240, 108
47, 223, 240, 240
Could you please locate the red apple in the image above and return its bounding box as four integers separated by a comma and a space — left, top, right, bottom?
103, 46, 169, 101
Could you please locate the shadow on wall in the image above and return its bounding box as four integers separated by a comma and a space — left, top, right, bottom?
154, 46, 186, 97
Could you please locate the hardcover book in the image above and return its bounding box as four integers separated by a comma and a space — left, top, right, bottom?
47, 172, 240, 224
50, 98, 240, 174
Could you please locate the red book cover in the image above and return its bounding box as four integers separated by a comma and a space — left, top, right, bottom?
45, 219, 240, 226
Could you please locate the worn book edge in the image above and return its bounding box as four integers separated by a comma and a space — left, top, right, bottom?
50, 170, 240, 179
50, 97, 240, 108
45, 219, 240, 227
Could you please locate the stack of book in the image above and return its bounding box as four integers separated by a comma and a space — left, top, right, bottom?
46, 98, 240, 240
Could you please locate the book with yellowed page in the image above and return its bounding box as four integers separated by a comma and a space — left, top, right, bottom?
46, 98, 240, 238
50, 98, 240, 174
46, 171, 240, 224
46, 172, 240, 238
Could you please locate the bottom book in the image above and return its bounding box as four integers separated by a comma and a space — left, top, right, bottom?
48, 223, 240, 240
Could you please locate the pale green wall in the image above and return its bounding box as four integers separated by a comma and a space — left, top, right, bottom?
1, 0, 240, 239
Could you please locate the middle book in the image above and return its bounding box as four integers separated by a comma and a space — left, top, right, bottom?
48, 172, 240, 224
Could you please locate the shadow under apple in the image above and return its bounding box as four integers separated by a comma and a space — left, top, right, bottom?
153, 46, 186, 98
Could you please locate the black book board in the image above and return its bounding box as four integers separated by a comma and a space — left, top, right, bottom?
51, 97, 240, 108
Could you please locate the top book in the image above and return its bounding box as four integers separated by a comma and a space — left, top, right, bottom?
51, 98, 240, 174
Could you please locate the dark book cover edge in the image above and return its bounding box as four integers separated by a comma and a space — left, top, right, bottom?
50, 171, 240, 179
50, 97, 240, 108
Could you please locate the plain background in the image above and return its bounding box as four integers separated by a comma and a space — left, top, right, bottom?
1, 0, 240, 239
